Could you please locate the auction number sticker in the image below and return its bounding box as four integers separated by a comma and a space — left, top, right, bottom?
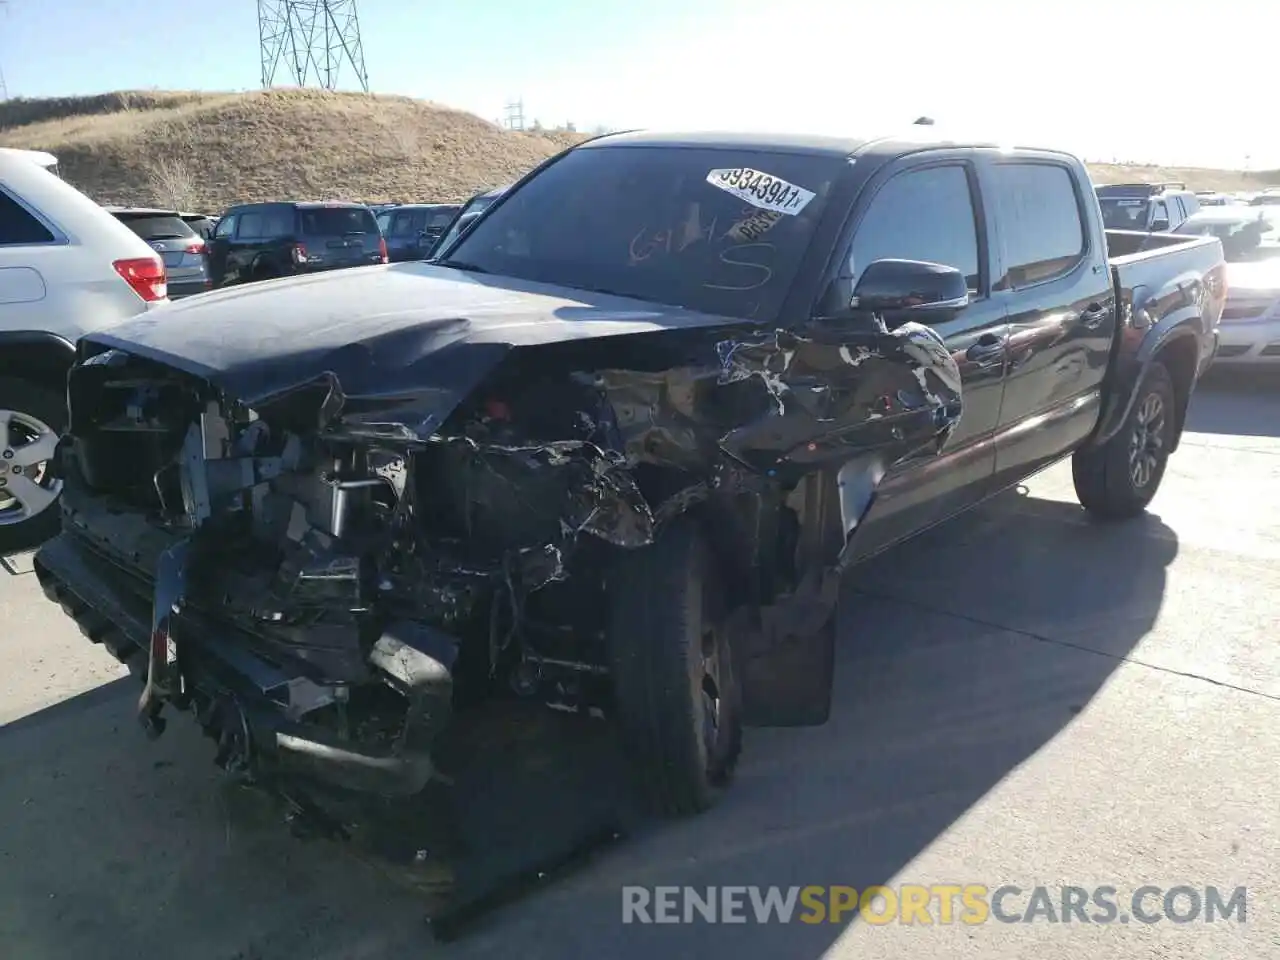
706, 167, 816, 216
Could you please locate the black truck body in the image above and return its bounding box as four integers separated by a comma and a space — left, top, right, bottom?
31, 130, 1225, 861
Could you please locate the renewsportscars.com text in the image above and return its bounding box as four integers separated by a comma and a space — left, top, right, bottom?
621, 884, 1248, 925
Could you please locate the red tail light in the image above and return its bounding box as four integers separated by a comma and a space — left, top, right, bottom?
291, 242, 308, 265
378, 236, 388, 263
113, 256, 167, 302
184, 239, 206, 255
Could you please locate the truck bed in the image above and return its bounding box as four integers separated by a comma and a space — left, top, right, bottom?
1095, 228, 1226, 444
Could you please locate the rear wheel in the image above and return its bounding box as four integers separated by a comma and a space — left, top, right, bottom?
1073, 361, 1176, 520
0, 376, 65, 555
605, 519, 743, 816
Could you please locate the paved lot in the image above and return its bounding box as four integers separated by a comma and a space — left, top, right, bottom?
1, 374, 1277, 960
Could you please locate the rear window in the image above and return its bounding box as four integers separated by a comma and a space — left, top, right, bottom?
299, 207, 378, 236
115, 214, 197, 240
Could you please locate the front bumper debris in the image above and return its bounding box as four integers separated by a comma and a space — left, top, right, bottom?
34, 528, 452, 798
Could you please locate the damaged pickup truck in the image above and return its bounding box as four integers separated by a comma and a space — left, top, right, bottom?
32, 131, 1225, 840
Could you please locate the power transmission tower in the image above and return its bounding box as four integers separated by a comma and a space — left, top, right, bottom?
0, 1, 11, 101
504, 99, 525, 132
258, 0, 369, 93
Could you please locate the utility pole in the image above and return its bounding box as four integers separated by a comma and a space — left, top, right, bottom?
258, 0, 369, 93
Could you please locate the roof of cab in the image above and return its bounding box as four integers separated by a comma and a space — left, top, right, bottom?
580, 127, 1079, 162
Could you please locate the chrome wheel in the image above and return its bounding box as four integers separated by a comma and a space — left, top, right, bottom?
0, 408, 62, 527
1128, 391, 1166, 490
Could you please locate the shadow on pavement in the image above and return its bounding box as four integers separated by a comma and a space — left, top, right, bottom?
0, 488, 1177, 960
1188, 369, 1280, 437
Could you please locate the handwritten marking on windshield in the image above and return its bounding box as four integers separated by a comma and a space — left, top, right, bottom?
703, 244, 774, 291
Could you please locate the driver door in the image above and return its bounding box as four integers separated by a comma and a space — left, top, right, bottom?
833, 157, 1010, 562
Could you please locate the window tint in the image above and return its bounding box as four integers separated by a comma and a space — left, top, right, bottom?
214, 214, 237, 238
237, 212, 266, 239
990, 163, 1086, 286
427, 209, 456, 228
848, 164, 981, 291
389, 210, 417, 237
0, 189, 56, 245
115, 215, 196, 241
299, 207, 378, 236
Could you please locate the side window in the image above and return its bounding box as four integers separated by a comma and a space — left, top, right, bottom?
848, 164, 982, 293
262, 209, 292, 238
214, 214, 237, 239
989, 163, 1086, 287
390, 211, 416, 238
237, 212, 265, 240
1149, 200, 1169, 230
0, 189, 57, 245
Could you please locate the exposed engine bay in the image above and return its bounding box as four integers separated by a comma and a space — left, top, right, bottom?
35, 312, 962, 842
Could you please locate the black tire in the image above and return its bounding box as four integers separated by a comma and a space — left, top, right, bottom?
1073, 361, 1176, 520
0, 376, 66, 555
605, 518, 743, 816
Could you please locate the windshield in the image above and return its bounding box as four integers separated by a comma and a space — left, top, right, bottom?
1098, 197, 1149, 230
1174, 212, 1280, 262
444, 146, 841, 320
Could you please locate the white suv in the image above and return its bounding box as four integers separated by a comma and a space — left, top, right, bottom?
0, 148, 168, 552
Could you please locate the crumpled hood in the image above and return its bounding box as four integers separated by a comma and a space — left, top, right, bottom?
1225, 258, 1280, 294
83, 262, 748, 435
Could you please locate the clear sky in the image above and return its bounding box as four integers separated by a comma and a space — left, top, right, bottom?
1, 0, 1274, 170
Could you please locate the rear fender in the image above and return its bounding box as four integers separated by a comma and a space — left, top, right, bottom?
1091, 316, 1204, 450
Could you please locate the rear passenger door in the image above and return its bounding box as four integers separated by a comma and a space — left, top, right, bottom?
983, 157, 1116, 488
0, 187, 58, 324
837, 155, 1011, 562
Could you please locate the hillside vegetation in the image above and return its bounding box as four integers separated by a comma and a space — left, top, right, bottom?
0, 89, 588, 210
1, 89, 1276, 212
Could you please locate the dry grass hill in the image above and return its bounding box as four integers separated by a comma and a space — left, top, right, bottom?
1, 89, 1277, 212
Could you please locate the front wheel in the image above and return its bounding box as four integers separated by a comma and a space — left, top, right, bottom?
605, 519, 743, 816
1073, 361, 1176, 520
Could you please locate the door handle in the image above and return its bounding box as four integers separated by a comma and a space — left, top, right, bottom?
1079, 304, 1109, 330
965, 334, 1006, 369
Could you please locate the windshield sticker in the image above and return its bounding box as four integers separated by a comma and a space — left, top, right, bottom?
725, 207, 784, 243
1116, 200, 1145, 207
706, 168, 815, 216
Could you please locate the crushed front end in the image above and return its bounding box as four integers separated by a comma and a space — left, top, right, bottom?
34, 346, 660, 813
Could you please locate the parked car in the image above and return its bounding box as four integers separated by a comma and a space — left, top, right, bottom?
206, 201, 387, 287
1174, 207, 1280, 363
1096, 181, 1200, 232
431, 186, 507, 256
0, 150, 168, 553
32, 131, 1225, 880
104, 207, 211, 299
181, 213, 219, 241
376, 203, 463, 261
1248, 191, 1280, 207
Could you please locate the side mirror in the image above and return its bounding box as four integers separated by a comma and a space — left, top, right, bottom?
851, 258, 969, 319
